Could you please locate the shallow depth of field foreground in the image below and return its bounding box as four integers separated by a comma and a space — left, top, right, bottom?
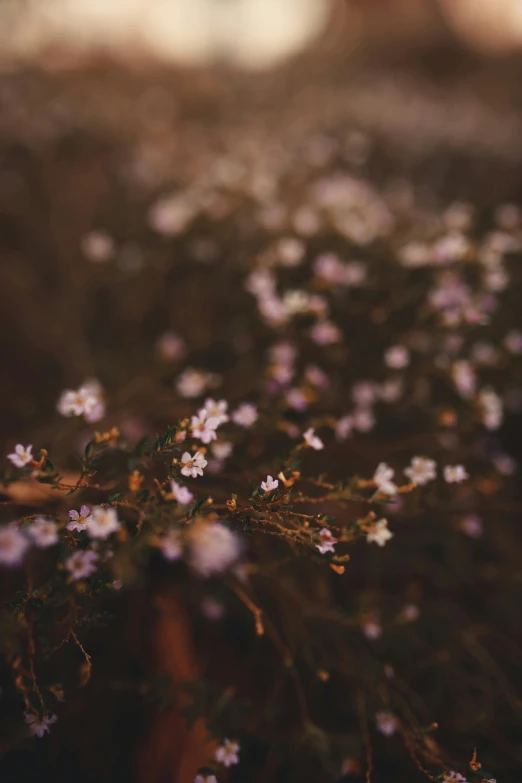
0, 3, 522, 782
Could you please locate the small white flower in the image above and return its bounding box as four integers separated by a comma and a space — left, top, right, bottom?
160, 529, 183, 561
375, 711, 397, 736
180, 451, 207, 478
444, 465, 469, 484
215, 738, 240, 767
366, 518, 393, 547
0, 526, 29, 567
25, 713, 57, 738
260, 475, 279, 493
231, 403, 258, 428
170, 481, 194, 505
28, 518, 59, 548
404, 456, 437, 486
373, 463, 397, 496
65, 550, 98, 580
189, 522, 241, 577
191, 412, 220, 444
315, 527, 338, 555
67, 505, 92, 532
303, 427, 324, 451
384, 345, 409, 369
86, 507, 121, 539
7, 444, 33, 468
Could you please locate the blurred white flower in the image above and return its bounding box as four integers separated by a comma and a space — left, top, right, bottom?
366, 518, 393, 547
444, 465, 469, 484
215, 739, 240, 767
373, 463, 397, 496
404, 456, 437, 486
86, 507, 121, 539
28, 518, 59, 548
189, 522, 241, 577
25, 713, 57, 738
0, 526, 29, 567
66, 550, 98, 580
303, 427, 324, 450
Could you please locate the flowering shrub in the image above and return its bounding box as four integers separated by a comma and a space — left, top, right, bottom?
1, 69, 521, 783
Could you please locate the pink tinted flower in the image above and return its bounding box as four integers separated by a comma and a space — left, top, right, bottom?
160, 529, 183, 561
232, 403, 258, 428
305, 365, 329, 389
286, 389, 308, 412
375, 711, 397, 736
156, 331, 185, 362
215, 739, 240, 767
7, 444, 33, 468
384, 345, 409, 369
191, 412, 220, 444
0, 526, 29, 567
461, 514, 483, 538
200, 597, 225, 621
67, 505, 92, 532
310, 320, 341, 345
25, 713, 57, 738
260, 475, 279, 493
314, 253, 345, 284
170, 480, 194, 505
315, 527, 338, 555
66, 550, 98, 580
28, 518, 59, 548
343, 261, 367, 285
352, 381, 377, 407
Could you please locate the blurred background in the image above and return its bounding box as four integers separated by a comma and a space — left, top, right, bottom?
1, 2, 522, 782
